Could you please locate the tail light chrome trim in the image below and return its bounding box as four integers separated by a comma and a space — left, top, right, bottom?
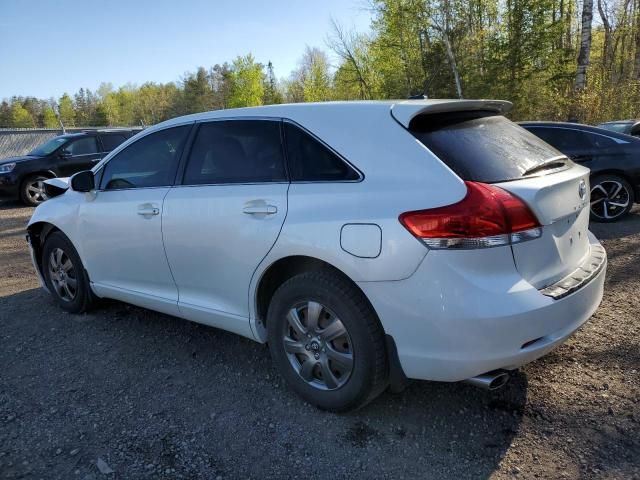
399, 181, 542, 250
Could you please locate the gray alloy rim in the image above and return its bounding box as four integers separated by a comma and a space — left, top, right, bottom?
26, 178, 49, 204
590, 180, 630, 220
283, 301, 354, 391
48, 248, 77, 302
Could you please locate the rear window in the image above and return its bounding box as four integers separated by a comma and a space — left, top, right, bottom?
100, 134, 128, 151
598, 123, 631, 134
409, 113, 566, 183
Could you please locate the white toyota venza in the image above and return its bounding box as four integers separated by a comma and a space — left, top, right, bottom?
27, 100, 606, 411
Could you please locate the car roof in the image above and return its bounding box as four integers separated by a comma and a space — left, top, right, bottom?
151, 99, 513, 131
519, 120, 640, 142
519, 121, 613, 133
54, 128, 139, 140
598, 120, 638, 125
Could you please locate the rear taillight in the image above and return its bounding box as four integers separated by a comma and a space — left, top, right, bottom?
399, 181, 542, 249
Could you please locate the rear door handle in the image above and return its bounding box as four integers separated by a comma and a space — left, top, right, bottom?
243, 205, 277, 215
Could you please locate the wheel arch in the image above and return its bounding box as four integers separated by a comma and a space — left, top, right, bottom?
19, 170, 57, 185
27, 221, 70, 281
252, 254, 408, 392
590, 169, 638, 203
253, 255, 384, 341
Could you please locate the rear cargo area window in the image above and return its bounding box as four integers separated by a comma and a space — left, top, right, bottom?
409, 113, 567, 183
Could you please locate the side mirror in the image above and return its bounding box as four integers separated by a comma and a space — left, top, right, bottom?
60, 149, 72, 158
70, 170, 95, 192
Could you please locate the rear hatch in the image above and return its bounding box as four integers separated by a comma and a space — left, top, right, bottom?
403, 108, 591, 289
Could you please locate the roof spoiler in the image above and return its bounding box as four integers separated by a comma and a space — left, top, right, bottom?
390, 99, 512, 128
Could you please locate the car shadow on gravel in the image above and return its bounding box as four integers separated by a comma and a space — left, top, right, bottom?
0, 288, 527, 479
0, 198, 27, 211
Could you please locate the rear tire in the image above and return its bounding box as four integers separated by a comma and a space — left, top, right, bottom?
20, 174, 51, 206
590, 174, 634, 223
267, 270, 388, 412
42, 232, 95, 313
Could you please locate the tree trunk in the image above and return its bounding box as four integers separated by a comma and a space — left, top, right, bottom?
597, 0, 614, 71
634, 0, 640, 78
574, 0, 593, 92
442, 31, 464, 99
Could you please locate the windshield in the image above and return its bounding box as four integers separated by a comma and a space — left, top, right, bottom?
29, 137, 68, 156
409, 113, 568, 183
598, 123, 631, 134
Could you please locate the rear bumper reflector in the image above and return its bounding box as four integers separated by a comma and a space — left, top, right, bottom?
539, 244, 606, 300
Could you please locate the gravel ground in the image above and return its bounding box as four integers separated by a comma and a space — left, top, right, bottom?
0, 198, 638, 480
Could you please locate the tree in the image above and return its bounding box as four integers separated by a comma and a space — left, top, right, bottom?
42, 106, 59, 128
228, 54, 265, 108
181, 67, 214, 113
58, 94, 75, 127
297, 47, 332, 102
0, 101, 10, 127
263, 61, 283, 105
10, 102, 35, 127
328, 19, 377, 99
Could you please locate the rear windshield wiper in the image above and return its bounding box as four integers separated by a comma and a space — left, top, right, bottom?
522, 156, 569, 177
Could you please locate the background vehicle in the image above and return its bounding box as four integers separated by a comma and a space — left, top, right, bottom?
597, 119, 640, 137
27, 101, 606, 411
0, 129, 139, 206
521, 121, 640, 222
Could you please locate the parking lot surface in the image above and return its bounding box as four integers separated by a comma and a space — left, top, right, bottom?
0, 199, 638, 479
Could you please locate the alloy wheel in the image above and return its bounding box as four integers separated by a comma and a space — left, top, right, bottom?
26, 178, 49, 204
590, 180, 630, 220
48, 248, 77, 302
282, 301, 354, 391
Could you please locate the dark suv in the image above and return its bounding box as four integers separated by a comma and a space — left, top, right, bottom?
0, 129, 140, 206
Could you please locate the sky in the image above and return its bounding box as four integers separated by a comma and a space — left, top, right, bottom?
0, 0, 371, 100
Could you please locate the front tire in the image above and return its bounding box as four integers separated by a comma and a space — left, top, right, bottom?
42, 232, 95, 313
590, 174, 634, 222
267, 270, 388, 412
20, 174, 51, 206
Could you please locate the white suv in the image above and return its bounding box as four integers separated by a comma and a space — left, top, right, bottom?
27, 100, 606, 411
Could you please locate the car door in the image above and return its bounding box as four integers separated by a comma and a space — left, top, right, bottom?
58, 136, 102, 175
77, 124, 192, 316
162, 119, 288, 337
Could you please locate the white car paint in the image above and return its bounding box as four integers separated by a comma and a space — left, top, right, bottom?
28, 100, 606, 383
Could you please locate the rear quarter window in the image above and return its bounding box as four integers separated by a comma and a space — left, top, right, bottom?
409, 113, 566, 183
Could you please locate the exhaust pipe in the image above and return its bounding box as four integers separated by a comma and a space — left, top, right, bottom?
464, 370, 510, 390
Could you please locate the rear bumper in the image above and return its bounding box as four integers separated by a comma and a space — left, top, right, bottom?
358, 234, 606, 382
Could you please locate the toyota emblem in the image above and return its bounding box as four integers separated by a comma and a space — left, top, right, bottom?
578, 179, 587, 200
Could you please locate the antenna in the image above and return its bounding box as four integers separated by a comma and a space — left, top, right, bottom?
53, 104, 66, 134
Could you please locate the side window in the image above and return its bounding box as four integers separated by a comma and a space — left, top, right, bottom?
529, 128, 593, 152
183, 120, 286, 185
284, 122, 360, 181
100, 125, 190, 190
66, 137, 98, 155
99, 134, 127, 152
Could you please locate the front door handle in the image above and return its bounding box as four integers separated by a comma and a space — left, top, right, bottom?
137, 205, 160, 216
243, 205, 277, 215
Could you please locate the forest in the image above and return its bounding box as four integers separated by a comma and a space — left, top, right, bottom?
2, 0, 639, 128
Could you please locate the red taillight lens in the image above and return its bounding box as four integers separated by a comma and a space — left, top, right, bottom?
399, 181, 541, 249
